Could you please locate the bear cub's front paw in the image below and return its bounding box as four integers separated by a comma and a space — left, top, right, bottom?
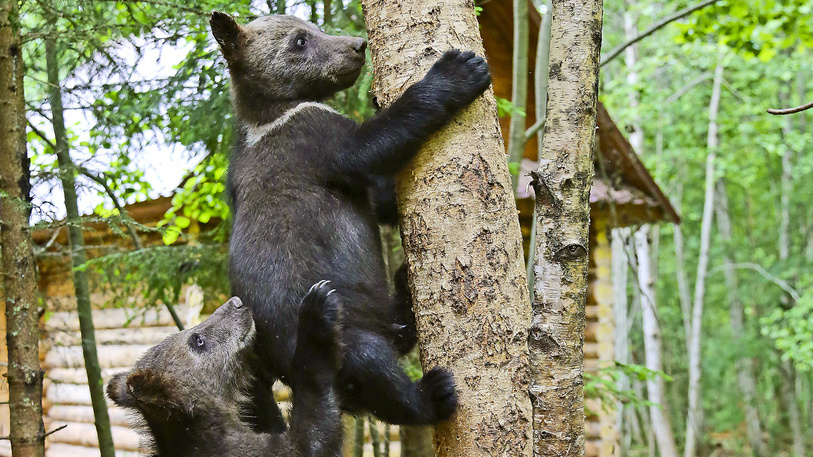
425, 49, 492, 110
419, 366, 459, 422
299, 280, 341, 342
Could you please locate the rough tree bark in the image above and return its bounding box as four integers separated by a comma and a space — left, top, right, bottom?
46, 40, 116, 457
360, 2, 532, 456
714, 179, 765, 457
506, 0, 528, 191
529, 0, 603, 455
684, 63, 724, 457
0, 1, 46, 455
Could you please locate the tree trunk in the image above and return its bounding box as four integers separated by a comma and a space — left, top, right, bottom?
635, 227, 679, 457
0, 2, 45, 455
684, 62, 724, 457
779, 361, 805, 457
525, 0, 552, 298
361, 2, 532, 456
530, 0, 603, 455
46, 39, 116, 457
612, 228, 630, 456
713, 180, 765, 457
323, 0, 332, 25
507, 0, 529, 190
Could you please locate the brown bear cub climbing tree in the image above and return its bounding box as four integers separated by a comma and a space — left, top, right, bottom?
209, 11, 492, 431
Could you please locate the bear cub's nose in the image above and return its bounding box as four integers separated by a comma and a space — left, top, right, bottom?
229, 296, 244, 309
353, 38, 367, 54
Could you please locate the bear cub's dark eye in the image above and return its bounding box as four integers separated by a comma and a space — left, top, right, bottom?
296, 36, 307, 48
190, 333, 206, 351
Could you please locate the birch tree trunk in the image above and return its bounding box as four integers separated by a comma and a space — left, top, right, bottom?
529, 0, 603, 455
507, 0, 528, 190
0, 1, 46, 455
46, 40, 116, 457
713, 180, 765, 457
611, 228, 630, 456
684, 63, 724, 457
526, 0, 553, 298
360, 2, 532, 456
635, 227, 678, 457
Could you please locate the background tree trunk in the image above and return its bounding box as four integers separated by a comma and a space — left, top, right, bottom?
46, 39, 116, 457
0, 1, 45, 455
525, 0, 552, 299
506, 0, 528, 190
635, 227, 679, 457
612, 228, 630, 456
529, 0, 603, 455
361, 2, 533, 456
714, 179, 765, 457
684, 62, 724, 457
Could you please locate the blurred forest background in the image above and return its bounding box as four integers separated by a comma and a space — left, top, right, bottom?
3, 0, 812, 456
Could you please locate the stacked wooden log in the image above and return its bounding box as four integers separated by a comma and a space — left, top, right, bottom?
41, 306, 182, 457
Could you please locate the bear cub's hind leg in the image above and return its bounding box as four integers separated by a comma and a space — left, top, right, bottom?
338, 329, 457, 425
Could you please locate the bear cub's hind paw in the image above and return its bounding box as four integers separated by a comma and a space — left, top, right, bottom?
300, 280, 341, 341
420, 366, 459, 422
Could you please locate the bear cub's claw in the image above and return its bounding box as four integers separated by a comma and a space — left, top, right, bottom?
426, 49, 492, 109
420, 366, 459, 422
300, 280, 341, 341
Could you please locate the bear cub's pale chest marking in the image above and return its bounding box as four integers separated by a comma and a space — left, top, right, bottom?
244, 102, 339, 146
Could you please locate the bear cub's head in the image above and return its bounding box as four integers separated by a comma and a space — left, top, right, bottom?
107, 297, 255, 424
210, 11, 367, 103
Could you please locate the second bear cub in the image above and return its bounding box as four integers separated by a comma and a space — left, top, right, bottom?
210, 11, 492, 431
107, 286, 343, 457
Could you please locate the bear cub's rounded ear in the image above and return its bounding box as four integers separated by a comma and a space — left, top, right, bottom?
210, 11, 245, 61
106, 371, 136, 408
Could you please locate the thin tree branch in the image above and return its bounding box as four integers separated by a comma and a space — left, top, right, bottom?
600, 0, 720, 67
768, 100, 813, 115
525, 118, 544, 142
26, 119, 57, 150
76, 167, 143, 250
664, 72, 711, 104
42, 424, 68, 439
708, 262, 801, 302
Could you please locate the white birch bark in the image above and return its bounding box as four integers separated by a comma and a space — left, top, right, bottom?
635, 227, 678, 457
684, 63, 724, 457
530, 0, 604, 454
612, 229, 629, 410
